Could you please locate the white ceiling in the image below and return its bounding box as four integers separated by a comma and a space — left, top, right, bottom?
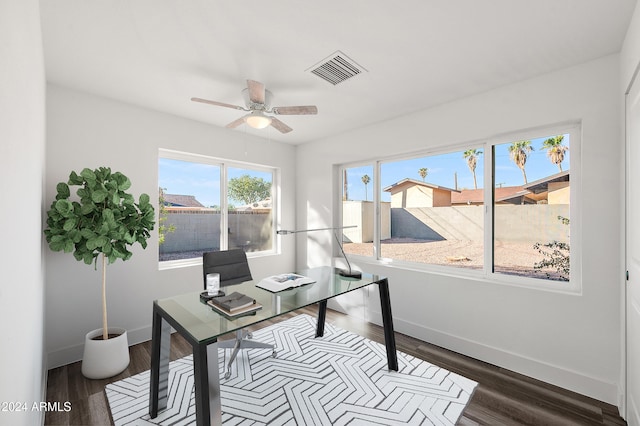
40, 0, 637, 145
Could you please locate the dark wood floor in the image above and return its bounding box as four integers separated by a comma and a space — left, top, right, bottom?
45, 306, 627, 425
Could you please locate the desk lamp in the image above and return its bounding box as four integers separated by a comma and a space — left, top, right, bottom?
277, 225, 362, 278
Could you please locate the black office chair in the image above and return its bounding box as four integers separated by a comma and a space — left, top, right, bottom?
203, 249, 276, 379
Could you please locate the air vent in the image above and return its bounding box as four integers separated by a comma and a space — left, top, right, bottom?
307, 51, 366, 85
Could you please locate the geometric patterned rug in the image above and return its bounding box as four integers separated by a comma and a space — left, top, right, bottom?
106, 314, 477, 425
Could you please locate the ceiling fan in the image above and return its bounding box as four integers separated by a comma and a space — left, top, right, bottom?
191, 80, 318, 134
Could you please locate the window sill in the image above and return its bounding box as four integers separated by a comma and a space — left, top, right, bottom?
158, 249, 279, 271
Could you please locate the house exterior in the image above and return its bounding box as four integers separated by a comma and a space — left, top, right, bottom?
450, 171, 570, 205
163, 193, 205, 208
523, 171, 570, 205
451, 186, 527, 205
383, 178, 460, 208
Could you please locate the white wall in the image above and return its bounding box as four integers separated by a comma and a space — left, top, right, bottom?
44, 85, 297, 368
0, 1, 47, 424
621, 2, 640, 93
296, 55, 623, 403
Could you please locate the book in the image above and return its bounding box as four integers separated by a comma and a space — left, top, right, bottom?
207, 298, 262, 317
256, 273, 316, 293
207, 291, 258, 313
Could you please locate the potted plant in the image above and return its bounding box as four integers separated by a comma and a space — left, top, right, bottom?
44, 167, 155, 379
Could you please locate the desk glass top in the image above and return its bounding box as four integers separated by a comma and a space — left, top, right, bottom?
154, 266, 383, 344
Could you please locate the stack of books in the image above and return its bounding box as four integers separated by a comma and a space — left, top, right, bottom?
207, 291, 262, 316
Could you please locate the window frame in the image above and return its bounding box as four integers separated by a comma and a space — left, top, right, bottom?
159, 148, 279, 270
338, 122, 581, 293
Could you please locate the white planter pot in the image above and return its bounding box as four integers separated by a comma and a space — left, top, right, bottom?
81, 327, 130, 379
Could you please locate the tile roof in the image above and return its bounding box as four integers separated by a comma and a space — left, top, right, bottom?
163, 194, 204, 207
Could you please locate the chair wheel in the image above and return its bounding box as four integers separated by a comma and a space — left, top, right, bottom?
247, 332, 253, 339
272, 350, 277, 358
224, 370, 231, 379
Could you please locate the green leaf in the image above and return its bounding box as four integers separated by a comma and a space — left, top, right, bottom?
124, 232, 135, 244
91, 189, 108, 203
80, 168, 97, 183
80, 202, 95, 215
86, 237, 100, 250
68, 229, 82, 243
80, 228, 97, 240
63, 239, 74, 253
114, 172, 131, 191
99, 222, 109, 235
139, 193, 150, 206
102, 209, 115, 226
87, 235, 110, 250
49, 239, 66, 252
63, 218, 77, 232
82, 252, 94, 265
54, 199, 73, 216
56, 182, 70, 200
68, 171, 83, 185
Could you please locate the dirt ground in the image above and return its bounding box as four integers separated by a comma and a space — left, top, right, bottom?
344, 238, 568, 281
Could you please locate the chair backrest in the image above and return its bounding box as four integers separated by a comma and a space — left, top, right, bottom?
202, 249, 253, 289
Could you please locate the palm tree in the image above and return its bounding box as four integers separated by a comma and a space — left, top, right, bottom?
542, 135, 568, 172
343, 169, 348, 201
463, 149, 482, 189
508, 140, 534, 184
418, 167, 428, 181
361, 174, 371, 201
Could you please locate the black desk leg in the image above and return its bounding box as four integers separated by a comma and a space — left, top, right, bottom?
193, 341, 222, 426
149, 305, 171, 418
316, 300, 327, 337
378, 278, 398, 371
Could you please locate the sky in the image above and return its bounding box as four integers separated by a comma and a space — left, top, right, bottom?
159, 134, 569, 206
158, 159, 272, 207
347, 134, 570, 202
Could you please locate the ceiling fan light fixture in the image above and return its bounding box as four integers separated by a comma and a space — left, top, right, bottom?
245, 111, 272, 129
192, 80, 316, 133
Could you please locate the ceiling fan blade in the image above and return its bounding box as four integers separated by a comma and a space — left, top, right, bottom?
272, 105, 318, 115
226, 115, 248, 129
247, 80, 265, 104
191, 97, 245, 111
270, 117, 293, 134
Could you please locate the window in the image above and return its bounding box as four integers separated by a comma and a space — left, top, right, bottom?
492, 133, 571, 281
340, 124, 576, 287
227, 166, 274, 252
158, 150, 276, 265
342, 165, 375, 258
378, 149, 484, 271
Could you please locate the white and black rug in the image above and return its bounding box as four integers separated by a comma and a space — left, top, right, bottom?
106, 314, 477, 425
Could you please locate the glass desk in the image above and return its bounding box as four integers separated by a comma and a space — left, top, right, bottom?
149, 266, 397, 426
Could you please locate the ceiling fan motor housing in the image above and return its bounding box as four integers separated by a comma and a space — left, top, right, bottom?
242, 88, 272, 111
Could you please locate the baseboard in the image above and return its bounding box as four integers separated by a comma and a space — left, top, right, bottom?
619, 383, 627, 422
628, 396, 640, 426
46, 324, 153, 370
365, 309, 619, 405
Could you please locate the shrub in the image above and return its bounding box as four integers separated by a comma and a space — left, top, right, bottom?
533, 216, 570, 281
